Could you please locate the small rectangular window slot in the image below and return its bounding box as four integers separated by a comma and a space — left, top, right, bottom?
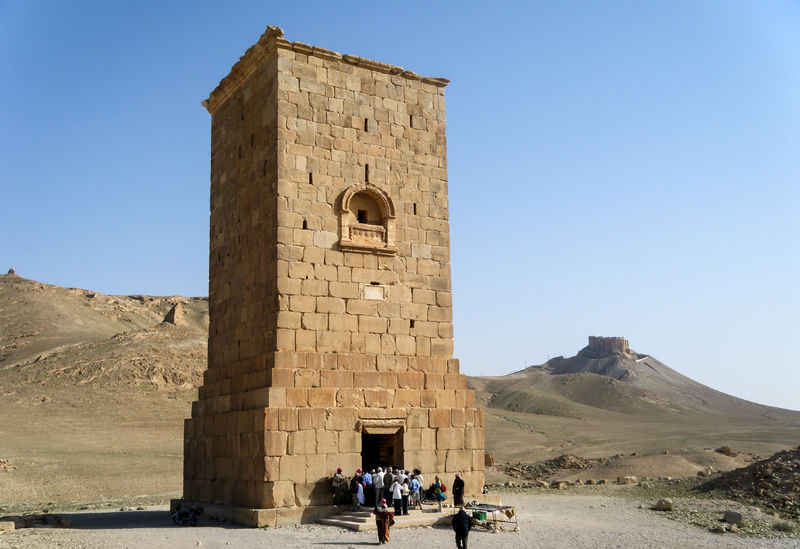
413, 203, 417, 215
263, 159, 267, 176
302, 219, 308, 230
364, 119, 369, 132
410, 320, 415, 328
238, 145, 242, 159
370, 281, 380, 286
365, 164, 369, 183
357, 210, 368, 223
309, 172, 313, 185
250, 135, 254, 148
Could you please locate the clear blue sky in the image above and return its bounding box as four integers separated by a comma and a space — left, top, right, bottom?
2, 2, 798, 410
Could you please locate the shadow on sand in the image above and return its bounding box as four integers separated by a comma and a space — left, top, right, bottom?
63, 510, 246, 530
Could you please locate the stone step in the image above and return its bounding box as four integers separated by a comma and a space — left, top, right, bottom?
319, 509, 451, 531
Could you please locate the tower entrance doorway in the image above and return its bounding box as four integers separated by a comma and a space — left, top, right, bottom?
361, 432, 403, 472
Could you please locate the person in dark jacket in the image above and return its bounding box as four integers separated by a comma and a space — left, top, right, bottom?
451, 507, 472, 549
452, 473, 465, 507
349, 470, 362, 510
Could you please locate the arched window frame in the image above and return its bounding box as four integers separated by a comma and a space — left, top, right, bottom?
339, 183, 397, 255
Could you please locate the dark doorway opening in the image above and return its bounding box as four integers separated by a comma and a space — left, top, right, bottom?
361, 431, 404, 472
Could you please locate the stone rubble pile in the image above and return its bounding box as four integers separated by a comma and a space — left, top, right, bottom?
704, 445, 800, 517
500, 454, 610, 481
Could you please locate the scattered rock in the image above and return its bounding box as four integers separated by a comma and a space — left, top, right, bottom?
500, 455, 609, 480
533, 480, 549, 488
596, 479, 606, 485
550, 481, 567, 490
723, 510, 742, 525
652, 498, 673, 511
618, 476, 638, 485
703, 446, 800, 513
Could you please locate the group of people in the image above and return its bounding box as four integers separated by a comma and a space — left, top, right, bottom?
331, 467, 470, 545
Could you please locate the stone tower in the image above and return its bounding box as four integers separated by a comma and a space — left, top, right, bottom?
181, 26, 484, 526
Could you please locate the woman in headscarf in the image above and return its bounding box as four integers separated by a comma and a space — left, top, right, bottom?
374, 498, 394, 544
452, 473, 465, 507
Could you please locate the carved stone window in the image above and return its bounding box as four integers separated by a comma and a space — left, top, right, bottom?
339, 184, 397, 255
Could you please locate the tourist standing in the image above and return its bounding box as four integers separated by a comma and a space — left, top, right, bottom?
363, 469, 373, 507
332, 467, 349, 505
383, 468, 394, 503
390, 477, 403, 515
401, 478, 410, 515
409, 474, 422, 510
373, 467, 384, 509
433, 475, 447, 512
350, 470, 362, 510
452, 473, 465, 507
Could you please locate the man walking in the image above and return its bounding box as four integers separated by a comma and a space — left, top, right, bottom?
451, 506, 472, 549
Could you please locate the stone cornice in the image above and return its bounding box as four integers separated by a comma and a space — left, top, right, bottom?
203, 26, 449, 113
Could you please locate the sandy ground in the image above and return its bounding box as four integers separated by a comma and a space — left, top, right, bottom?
2, 494, 798, 549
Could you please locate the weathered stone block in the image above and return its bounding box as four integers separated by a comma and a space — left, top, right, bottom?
429, 408, 451, 428
336, 388, 365, 407
446, 449, 473, 472
393, 389, 420, 407
286, 388, 308, 407
287, 430, 316, 455
261, 481, 295, 508
264, 431, 287, 457
326, 408, 359, 431
436, 428, 463, 450
364, 388, 394, 408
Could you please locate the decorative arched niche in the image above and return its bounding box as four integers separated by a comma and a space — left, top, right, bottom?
339, 184, 397, 255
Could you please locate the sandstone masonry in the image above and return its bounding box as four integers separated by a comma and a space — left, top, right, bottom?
181, 26, 484, 527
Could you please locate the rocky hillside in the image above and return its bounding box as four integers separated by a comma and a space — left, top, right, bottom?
0, 271, 208, 398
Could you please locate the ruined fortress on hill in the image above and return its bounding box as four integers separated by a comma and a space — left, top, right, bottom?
180, 27, 484, 526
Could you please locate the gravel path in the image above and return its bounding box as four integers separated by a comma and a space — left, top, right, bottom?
1, 494, 798, 549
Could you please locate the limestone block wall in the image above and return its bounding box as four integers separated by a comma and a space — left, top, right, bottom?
183, 27, 484, 521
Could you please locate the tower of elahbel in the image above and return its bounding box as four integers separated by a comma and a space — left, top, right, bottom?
182, 26, 484, 526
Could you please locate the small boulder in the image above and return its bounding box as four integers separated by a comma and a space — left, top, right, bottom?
618, 476, 638, 485
596, 479, 606, 485
715, 446, 738, 457
533, 480, 549, 488
551, 481, 567, 490
723, 510, 743, 525
652, 498, 673, 511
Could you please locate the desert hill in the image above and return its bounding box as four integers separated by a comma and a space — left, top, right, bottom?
1, 271, 208, 393
0, 272, 207, 508
469, 338, 800, 481
1, 273, 799, 509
